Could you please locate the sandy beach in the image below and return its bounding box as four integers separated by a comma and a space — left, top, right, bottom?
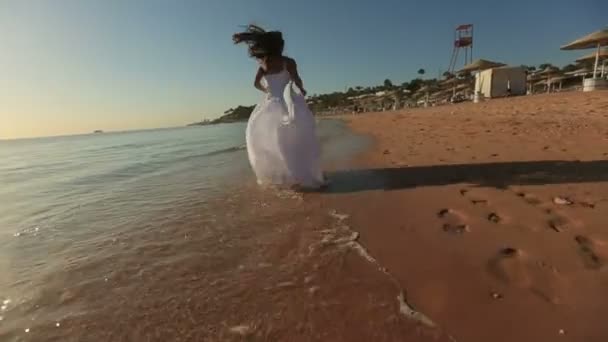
321, 91, 608, 341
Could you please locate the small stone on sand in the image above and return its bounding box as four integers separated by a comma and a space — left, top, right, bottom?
553, 197, 573, 205
229, 325, 252, 336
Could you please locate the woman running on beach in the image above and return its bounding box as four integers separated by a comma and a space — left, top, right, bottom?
233, 25, 326, 189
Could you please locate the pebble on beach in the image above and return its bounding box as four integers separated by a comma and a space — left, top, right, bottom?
553, 197, 573, 205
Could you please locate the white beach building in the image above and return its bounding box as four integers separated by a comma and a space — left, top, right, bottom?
476, 66, 527, 98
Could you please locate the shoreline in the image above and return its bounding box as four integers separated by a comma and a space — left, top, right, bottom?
2, 117, 440, 342
321, 91, 608, 341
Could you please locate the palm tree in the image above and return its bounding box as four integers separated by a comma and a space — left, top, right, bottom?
406, 78, 424, 93
417, 68, 426, 76
383, 79, 394, 89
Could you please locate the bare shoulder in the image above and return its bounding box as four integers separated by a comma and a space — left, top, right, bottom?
283, 56, 297, 68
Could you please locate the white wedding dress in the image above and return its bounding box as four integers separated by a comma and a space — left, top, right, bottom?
246, 65, 324, 188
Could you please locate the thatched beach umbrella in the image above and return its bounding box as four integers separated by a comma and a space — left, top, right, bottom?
576, 48, 608, 78
526, 72, 544, 94
416, 84, 441, 106
561, 28, 608, 79
459, 59, 506, 74
527, 73, 541, 81
576, 47, 608, 63
538, 66, 561, 76
563, 67, 593, 87
417, 85, 431, 93
455, 83, 470, 91
565, 66, 593, 77
416, 85, 431, 106
440, 77, 459, 86
440, 77, 463, 97
538, 67, 562, 93
548, 76, 567, 91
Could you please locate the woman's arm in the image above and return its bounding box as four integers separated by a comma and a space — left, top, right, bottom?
285, 58, 307, 96
254, 67, 266, 93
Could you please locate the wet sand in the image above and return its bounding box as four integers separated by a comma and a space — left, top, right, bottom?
2, 185, 451, 342
323, 91, 608, 341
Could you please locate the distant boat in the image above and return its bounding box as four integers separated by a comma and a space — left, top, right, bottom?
93, 130, 104, 134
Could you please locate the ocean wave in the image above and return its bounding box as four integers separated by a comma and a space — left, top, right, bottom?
202, 144, 246, 157
63, 144, 248, 187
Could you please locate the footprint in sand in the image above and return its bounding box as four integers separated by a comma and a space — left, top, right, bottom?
487, 212, 502, 224
547, 215, 573, 233
437, 209, 470, 235
487, 248, 532, 288
487, 247, 564, 303
574, 235, 605, 270
579, 201, 596, 209
460, 188, 489, 206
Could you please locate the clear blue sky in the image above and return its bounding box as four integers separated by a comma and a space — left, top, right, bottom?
1, 0, 606, 138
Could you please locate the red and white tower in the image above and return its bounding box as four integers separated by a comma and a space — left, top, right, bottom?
448, 24, 474, 74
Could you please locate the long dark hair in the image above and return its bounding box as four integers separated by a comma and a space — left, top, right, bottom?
232, 25, 284, 59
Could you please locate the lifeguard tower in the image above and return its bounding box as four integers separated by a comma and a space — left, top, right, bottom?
448, 24, 474, 74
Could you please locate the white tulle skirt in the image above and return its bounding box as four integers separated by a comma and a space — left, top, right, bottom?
246, 89, 324, 189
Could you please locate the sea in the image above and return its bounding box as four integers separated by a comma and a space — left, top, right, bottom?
0, 120, 369, 341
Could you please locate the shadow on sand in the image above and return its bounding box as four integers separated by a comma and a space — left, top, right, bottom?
325, 160, 608, 194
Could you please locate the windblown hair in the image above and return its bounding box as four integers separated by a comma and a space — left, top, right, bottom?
232, 25, 284, 58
